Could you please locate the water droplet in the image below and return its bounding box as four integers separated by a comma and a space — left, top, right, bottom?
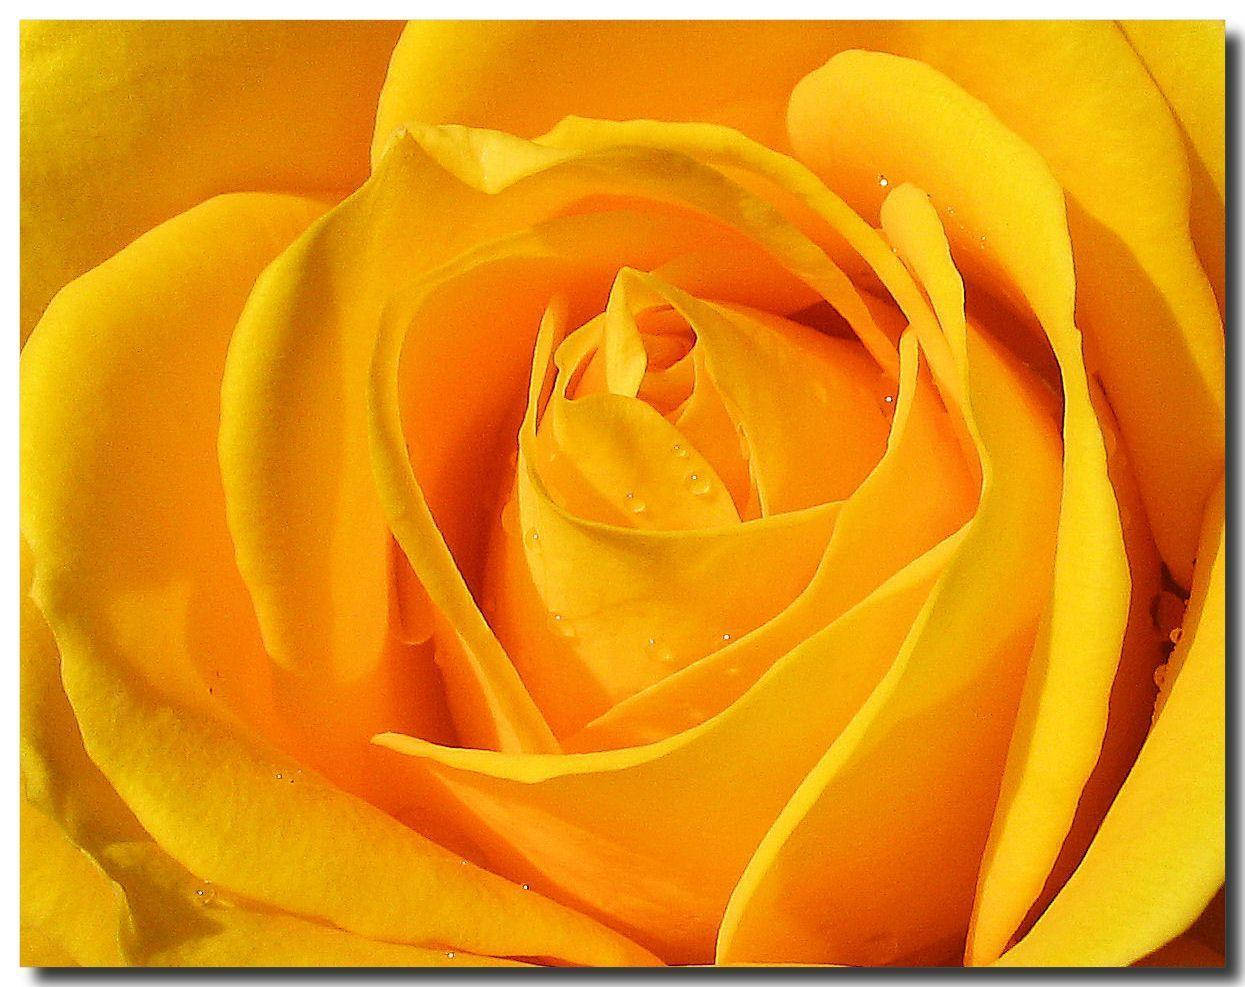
275, 772, 283, 781
883, 394, 895, 404
946, 205, 956, 216
459, 859, 469, 866
686, 472, 712, 496
549, 612, 575, 639
623, 490, 648, 514
521, 884, 530, 891
878, 174, 889, 188
193, 884, 216, 905
721, 632, 732, 642
644, 636, 676, 664
527, 529, 539, 543
446, 952, 456, 960
672, 442, 689, 459
977, 234, 987, 249
1169, 627, 1184, 646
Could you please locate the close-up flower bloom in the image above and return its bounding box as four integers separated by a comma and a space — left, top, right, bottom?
19, 19, 1226, 969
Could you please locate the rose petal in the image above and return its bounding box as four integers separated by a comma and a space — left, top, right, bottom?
483, 290, 847, 735
1120, 20, 1225, 311
789, 54, 1135, 961
375, 537, 955, 963
21, 798, 132, 966
21, 193, 652, 966
371, 22, 879, 160
572, 328, 975, 751
363, 125, 926, 750
20, 20, 401, 341
999, 478, 1224, 966
716, 257, 1063, 964
788, 24, 1223, 586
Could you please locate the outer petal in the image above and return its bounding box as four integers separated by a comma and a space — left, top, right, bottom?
999, 479, 1225, 967
786, 22, 1223, 586
19, 20, 402, 341
372, 21, 876, 161
21, 193, 652, 966
1120, 20, 1225, 310
789, 54, 1138, 962
20, 547, 542, 969
21, 799, 132, 967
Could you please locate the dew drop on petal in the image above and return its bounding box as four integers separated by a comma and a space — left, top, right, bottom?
672, 442, 690, 459
521, 884, 530, 891
686, 472, 712, 496
878, 174, 889, 188
721, 632, 732, 642
645, 636, 676, 664
549, 612, 576, 639
629, 498, 647, 515
446, 952, 456, 960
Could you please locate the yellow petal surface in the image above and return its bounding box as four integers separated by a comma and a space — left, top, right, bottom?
21, 193, 653, 966
21, 546, 546, 969
717, 283, 1062, 964
362, 121, 948, 751
21, 798, 133, 967
481, 282, 863, 735
376, 539, 955, 963
234, 121, 908, 752
372, 21, 887, 160
1120, 20, 1225, 310
20, 20, 401, 341
789, 54, 1135, 963
1005, 383, 1165, 950
572, 330, 975, 751
999, 479, 1224, 967
787, 23, 1223, 586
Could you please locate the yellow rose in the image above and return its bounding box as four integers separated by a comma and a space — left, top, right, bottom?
20, 20, 1224, 968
